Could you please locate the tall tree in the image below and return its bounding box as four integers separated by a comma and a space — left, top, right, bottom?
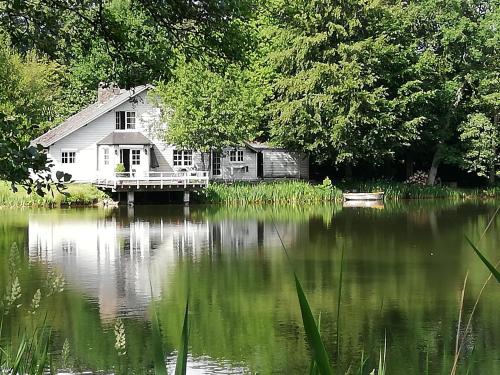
0, 32, 68, 191
154, 61, 263, 167
264, 0, 422, 172
398, 0, 499, 184
459, 113, 498, 183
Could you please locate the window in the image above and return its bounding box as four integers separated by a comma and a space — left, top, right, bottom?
183, 150, 192, 166
62, 151, 76, 164
103, 148, 109, 165
116, 111, 136, 129
131, 149, 141, 165
173, 150, 193, 167
212, 152, 221, 176
229, 150, 244, 162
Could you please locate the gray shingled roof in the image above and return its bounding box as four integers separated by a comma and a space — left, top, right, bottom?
32, 85, 151, 147
97, 131, 152, 145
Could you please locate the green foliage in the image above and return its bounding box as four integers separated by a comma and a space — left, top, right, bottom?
0, 32, 62, 135
115, 163, 126, 173
0, 32, 68, 191
264, 0, 422, 166
155, 61, 263, 154
0, 181, 107, 207
0, 0, 256, 83
459, 113, 499, 180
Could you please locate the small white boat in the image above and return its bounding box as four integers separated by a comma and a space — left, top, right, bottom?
343, 192, 384, 201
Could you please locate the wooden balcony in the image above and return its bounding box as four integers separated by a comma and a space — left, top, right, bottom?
94, 171, 209, 191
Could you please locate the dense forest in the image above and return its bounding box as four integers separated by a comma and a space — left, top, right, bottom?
0, 0, 498, 189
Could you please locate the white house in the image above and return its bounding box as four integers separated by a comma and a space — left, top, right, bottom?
32, 83, 309, 192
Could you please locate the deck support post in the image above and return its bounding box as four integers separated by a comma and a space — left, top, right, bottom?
183, 190, 190, 205
127, 191, 135, 206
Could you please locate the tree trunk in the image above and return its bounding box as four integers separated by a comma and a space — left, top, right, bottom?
427, 148, 442, 186
344, 164, 353, 179
405, 155, 414, 179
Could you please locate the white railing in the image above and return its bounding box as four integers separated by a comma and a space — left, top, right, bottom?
95, 171, 209, 189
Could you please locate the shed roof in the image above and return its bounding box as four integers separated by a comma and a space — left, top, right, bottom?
245, 141, 287, 152
32, 85, 152, 147
97, 131, 152, 145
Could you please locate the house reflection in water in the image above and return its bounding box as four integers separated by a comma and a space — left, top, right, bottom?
28, 208, 304, 321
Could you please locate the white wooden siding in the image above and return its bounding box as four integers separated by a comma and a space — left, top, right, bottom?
262, 150, 309, 179
47, 91, 170, 182
44, 88, 309, 182
212, 149, 258, 180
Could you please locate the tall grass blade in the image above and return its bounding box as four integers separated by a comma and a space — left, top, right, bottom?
149, 278, 167, 375
294, 274, 333, 375
35, 331, 50, 375
336, 247, 344, 361
308, 314, 322, 375
377, 334, 387, 375
11, 336, 28, 374
465, 236, 500, 283
175, 297, 189, 375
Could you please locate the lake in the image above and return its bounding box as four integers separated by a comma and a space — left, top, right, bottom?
0, 201, 499, 374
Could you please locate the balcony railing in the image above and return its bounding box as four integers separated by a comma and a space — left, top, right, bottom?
95, 171, 209, 189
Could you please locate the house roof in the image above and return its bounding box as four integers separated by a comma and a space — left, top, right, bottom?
32, 85, 153, 147
97, 131, 152, 145
245, 141, 287, 152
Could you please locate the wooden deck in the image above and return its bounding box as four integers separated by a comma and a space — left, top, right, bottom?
94, 171, 209, 192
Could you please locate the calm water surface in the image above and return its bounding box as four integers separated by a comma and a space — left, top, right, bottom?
0, 201, 499, 374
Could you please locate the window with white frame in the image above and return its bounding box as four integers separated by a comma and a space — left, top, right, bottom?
116, 111, 136, 129
103, 148, 109, 165
61, 151, 76, 164
131, 149, 141, 165
229, 150, 244, 162
173, 150, 193, 167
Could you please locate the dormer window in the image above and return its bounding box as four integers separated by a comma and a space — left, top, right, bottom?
116, 111, 136, 130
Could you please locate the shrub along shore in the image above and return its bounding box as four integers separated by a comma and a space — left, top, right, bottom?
0, 181, 107, 207
1, 179, 500, 207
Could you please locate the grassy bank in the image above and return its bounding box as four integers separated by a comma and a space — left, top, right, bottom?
0, 181, 108, 207
196, 179, 500, 204
2, 179, 500, 207
195, 179, 341, 204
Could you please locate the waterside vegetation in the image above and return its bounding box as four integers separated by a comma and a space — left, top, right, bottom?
4, 179, 500, 207
0, 181, 107, 207
197, 179, 500, 204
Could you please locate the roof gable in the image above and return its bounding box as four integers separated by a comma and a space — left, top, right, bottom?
32, 85, 153, 147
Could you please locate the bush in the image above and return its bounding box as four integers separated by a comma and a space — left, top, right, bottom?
0, 181, 108, 207
115, 163, 126, 173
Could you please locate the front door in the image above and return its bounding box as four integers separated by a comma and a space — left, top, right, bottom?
212, 152, 221, 177
120, 149, 130, 172
257, 152, 264, 178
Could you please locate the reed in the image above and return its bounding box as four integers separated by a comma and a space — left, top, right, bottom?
196, 180, 341, 204
339, 180, 465, 200
0, 181, 107, 207
339, 180, 500, 200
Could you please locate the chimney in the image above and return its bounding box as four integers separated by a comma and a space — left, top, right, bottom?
97, 82, 121, 104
